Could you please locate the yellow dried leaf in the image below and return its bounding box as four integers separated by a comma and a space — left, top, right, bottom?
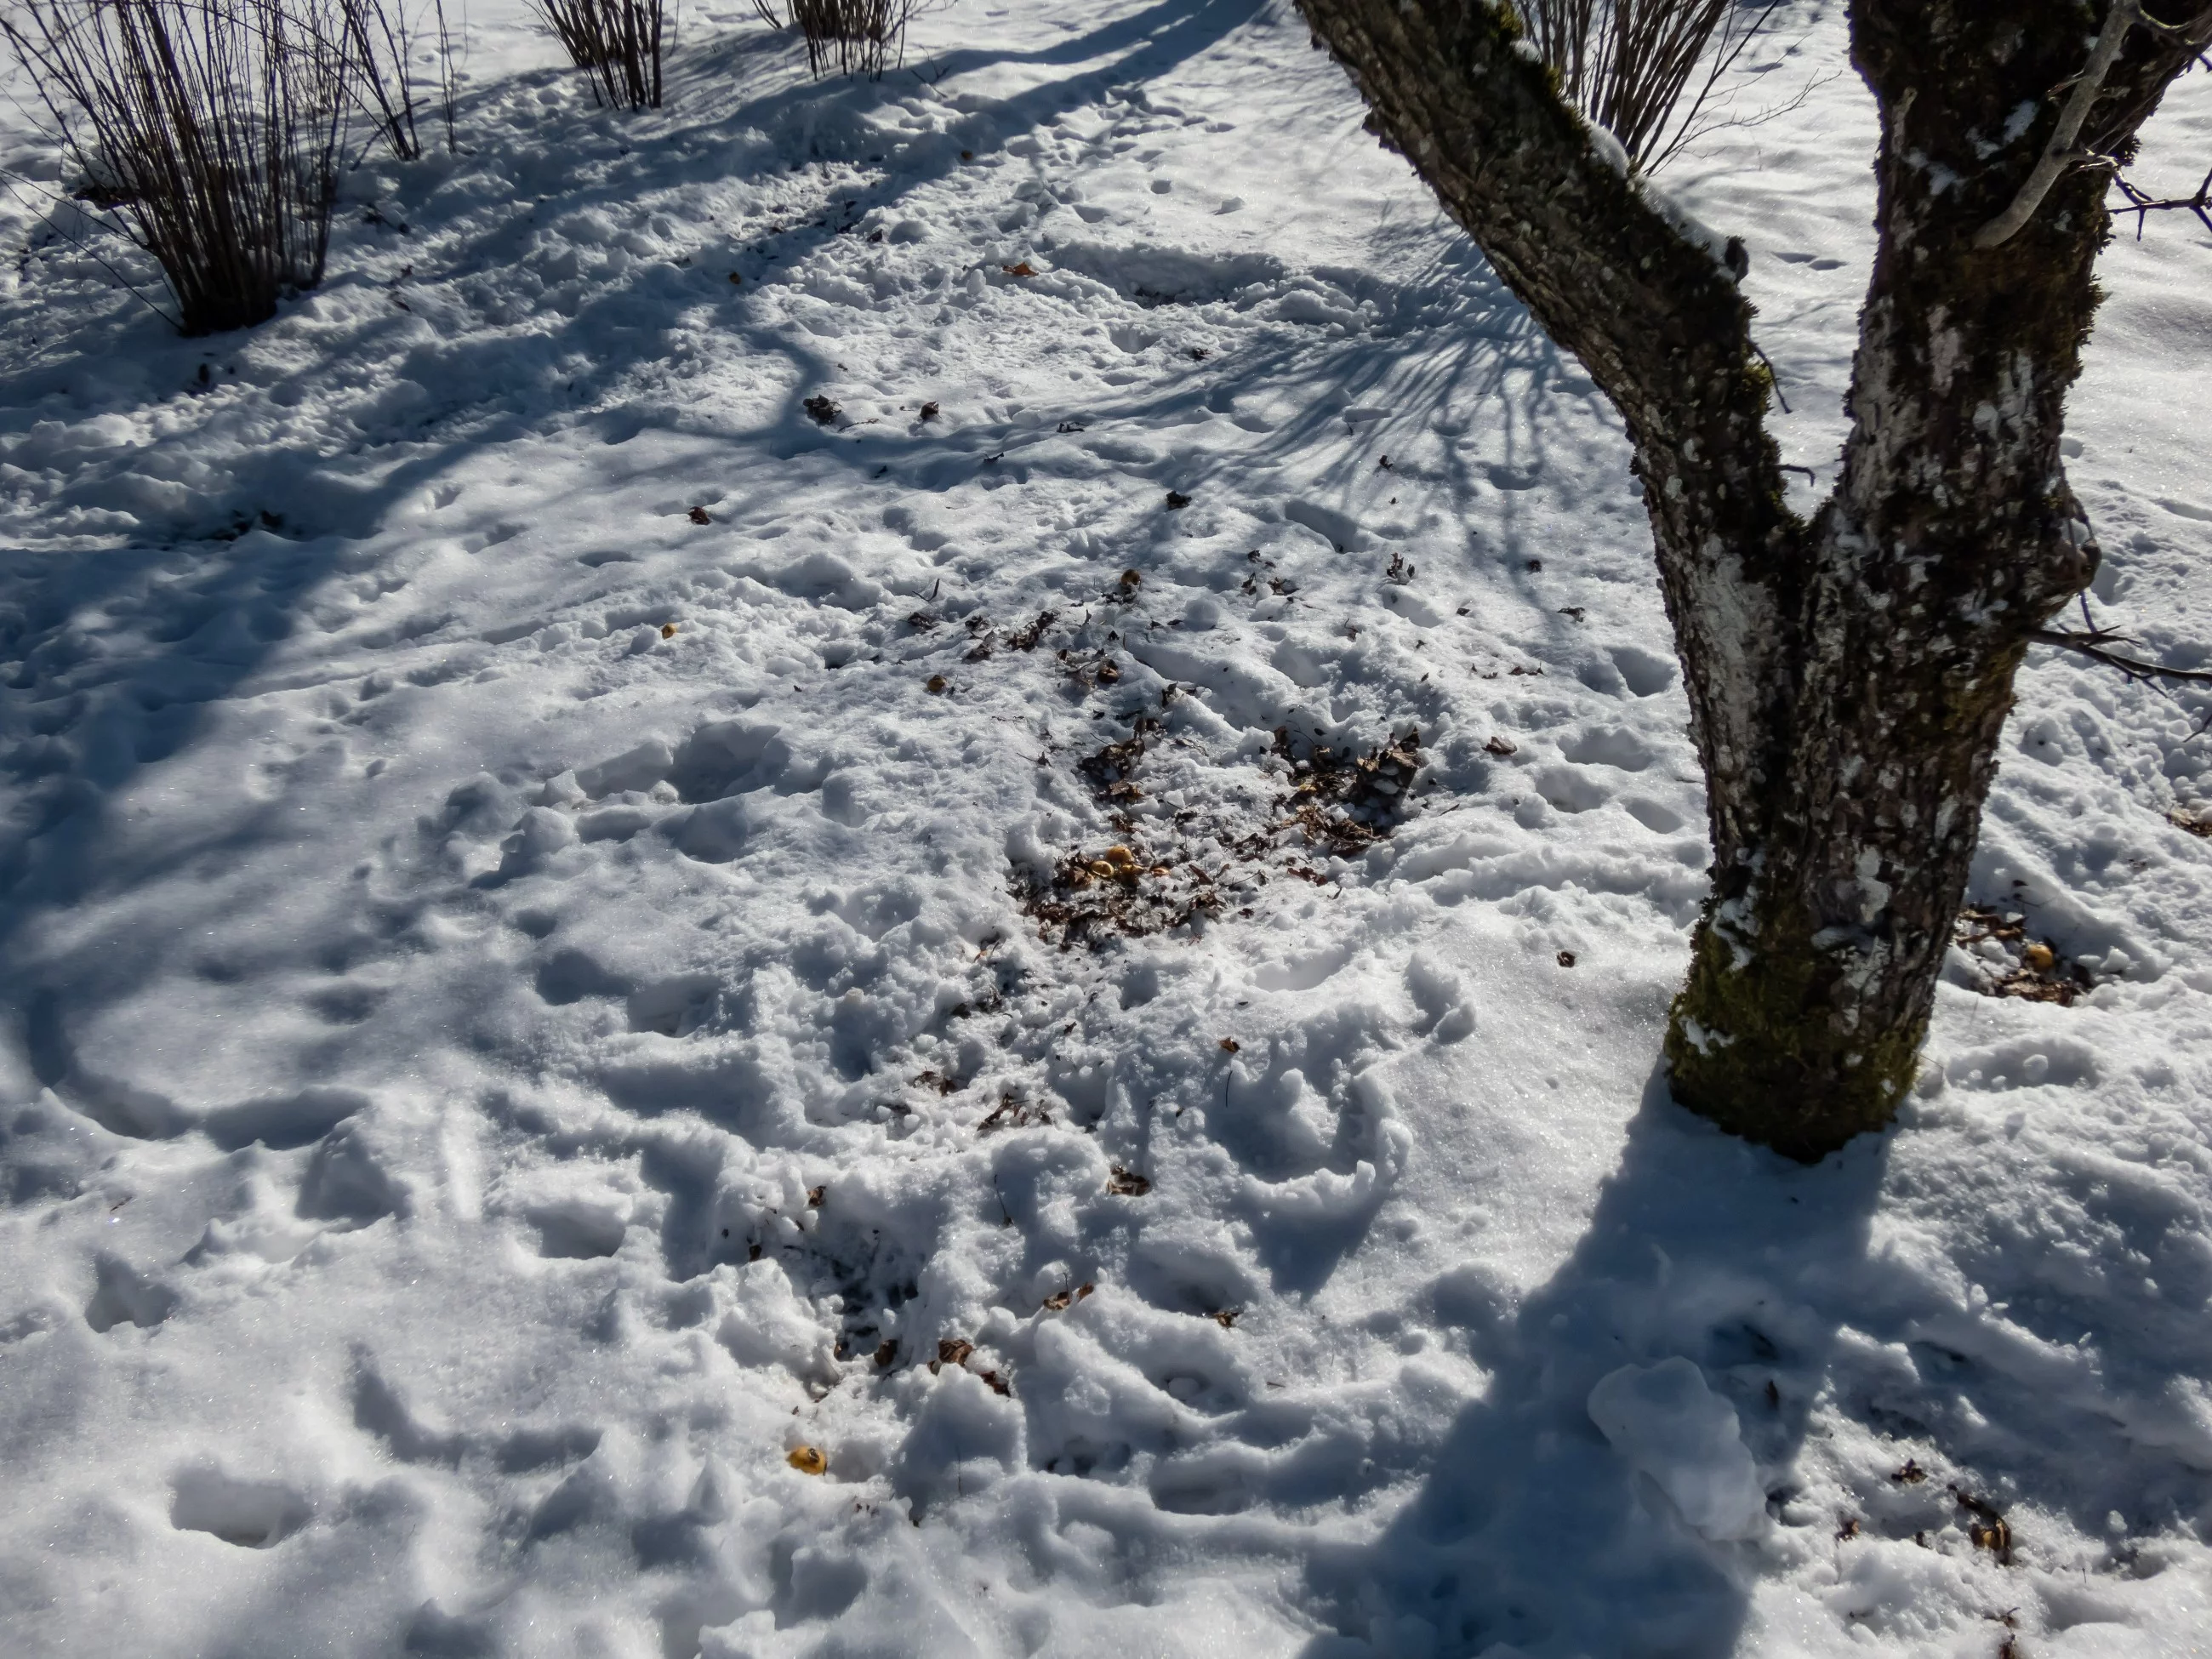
786, 1445, 828, 1475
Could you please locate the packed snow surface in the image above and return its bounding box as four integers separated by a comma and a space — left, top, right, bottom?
3, 3, 2212, 1655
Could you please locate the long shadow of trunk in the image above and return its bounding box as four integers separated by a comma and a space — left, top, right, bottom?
1298, 1071, 1890, 1656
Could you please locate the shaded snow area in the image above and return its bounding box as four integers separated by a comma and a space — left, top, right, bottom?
5, 2, 2212, 1653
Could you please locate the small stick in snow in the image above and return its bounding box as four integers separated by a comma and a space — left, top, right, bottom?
2029, 625, 2212, 684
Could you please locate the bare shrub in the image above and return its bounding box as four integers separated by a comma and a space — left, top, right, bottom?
754, 0, 919, 79
338, 0, 458, 158
1, 0, 348, 334
1518, 0, 1786, 170
531, 0, 663, 108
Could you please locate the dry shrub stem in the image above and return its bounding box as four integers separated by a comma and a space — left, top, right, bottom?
754, 0, 921, 79
1519, 0, 1788, 169
338, 0, 458, 158
530, 0, 663, 108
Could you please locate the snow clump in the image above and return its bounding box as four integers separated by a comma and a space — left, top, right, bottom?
1588, 1356, 1765, 1541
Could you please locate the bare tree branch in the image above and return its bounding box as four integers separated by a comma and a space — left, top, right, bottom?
1975, 0, 2141, 249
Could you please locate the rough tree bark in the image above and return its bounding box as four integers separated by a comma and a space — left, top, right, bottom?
1294, 0, 2212, 1160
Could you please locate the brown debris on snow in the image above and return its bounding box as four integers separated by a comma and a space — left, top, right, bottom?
1953, 907, 2089, 1006
1273, 725, 1423, 858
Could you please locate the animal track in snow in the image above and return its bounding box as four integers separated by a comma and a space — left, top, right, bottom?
84, 1255, 180, 1333
168, 1468, 311, 1548
294, 1123, 406, 1226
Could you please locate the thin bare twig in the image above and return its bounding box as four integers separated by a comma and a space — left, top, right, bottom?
0, 165, 180, 327
2029, 626, 2212, 684
2112, 159, 2212, 236
1749, 340, 1790, 413
339, 0, 459, 158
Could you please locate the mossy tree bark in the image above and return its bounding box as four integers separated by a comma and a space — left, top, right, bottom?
1295, 0, 2211, 1159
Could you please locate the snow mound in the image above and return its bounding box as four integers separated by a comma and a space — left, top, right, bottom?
1588, 1356, 1765, 1541
1045, 241, 1287, 307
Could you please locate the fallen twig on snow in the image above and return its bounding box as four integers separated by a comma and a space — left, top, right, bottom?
2028, 625, 2212, 685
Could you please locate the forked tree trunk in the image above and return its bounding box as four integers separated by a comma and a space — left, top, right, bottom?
1295, 0, 2210, 1159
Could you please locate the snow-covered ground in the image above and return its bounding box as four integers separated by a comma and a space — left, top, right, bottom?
3, 3, 2211, 1653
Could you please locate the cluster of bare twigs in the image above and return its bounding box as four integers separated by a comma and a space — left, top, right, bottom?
752, 0, 918, 78
531, 0, 663, 108
339, 0, 458, 158
1, 0, 351, 334
0, 0, 465, 334
1518, 0, 1788, 170
2113, 160, 2212, 235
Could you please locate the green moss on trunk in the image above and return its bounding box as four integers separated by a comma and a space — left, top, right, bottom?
1665, 918, 1923, 1163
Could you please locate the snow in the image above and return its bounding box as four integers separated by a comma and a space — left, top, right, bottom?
1588, 1357, 1766, 1542
2, 2, 2210, 1655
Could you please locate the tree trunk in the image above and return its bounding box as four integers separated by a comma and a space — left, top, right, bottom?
1294, 0, 2210, 1159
